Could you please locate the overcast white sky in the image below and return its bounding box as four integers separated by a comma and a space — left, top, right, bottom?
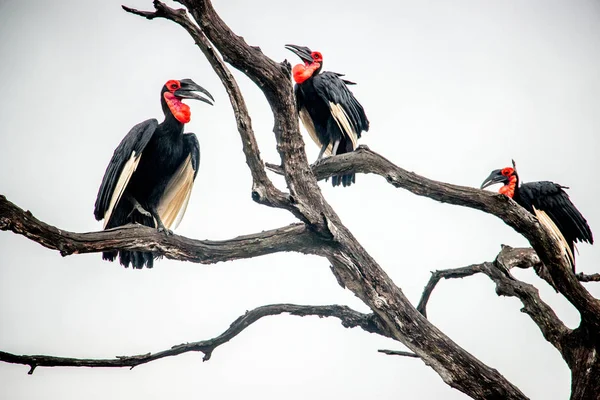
1, 1, 599, 399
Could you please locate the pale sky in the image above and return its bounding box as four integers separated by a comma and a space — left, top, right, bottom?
1, 1, 599, 399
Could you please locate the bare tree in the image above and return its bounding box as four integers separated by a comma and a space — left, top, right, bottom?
0, 1, 599, 399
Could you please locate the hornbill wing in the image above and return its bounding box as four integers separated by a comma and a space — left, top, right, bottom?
312, 71, 369, 151
520, 181, 594, 267
532, 206, 575, 267
521, 182, 594, 245
157, 133, 200, 230
333, 72, 356, 85
294, 84, 332, 156
94, 119, 158, 227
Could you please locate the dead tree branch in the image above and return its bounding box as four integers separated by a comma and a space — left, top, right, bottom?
576, 272, 600, 282
271, 146, 600, 329
0, 195, 321, 263
0, 304, 383, 374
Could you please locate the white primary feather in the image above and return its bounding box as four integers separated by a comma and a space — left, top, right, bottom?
103, 151, 141, 228
533, 206, 575, 268
329, 102, 358, 150
299, 107, 332, 156
157, 155, 195, 230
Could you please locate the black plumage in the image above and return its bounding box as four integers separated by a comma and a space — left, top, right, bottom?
286, 44, 369, 187
481, 165, 593, 270
517, 181, 593, 255
94, 79, 213, 269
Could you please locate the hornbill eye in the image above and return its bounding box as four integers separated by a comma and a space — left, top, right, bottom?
170, 83, 178, 90
501, 167, 513, 176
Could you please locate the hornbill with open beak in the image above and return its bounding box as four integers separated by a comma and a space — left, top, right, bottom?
285, 44, 369, 187
481, 161, 593, 271
94, 79, 214, 269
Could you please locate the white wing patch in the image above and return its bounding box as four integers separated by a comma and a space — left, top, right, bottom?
299, 107, 332, 156
533, 206, 575, 268
103, 151, 141, 228
329, 102, 358, 150
157, 155, 195, 230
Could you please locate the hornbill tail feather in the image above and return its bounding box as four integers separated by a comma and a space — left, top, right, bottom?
332, 173, 355, 187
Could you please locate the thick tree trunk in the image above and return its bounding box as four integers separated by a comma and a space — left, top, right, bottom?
566, 325, 600, 400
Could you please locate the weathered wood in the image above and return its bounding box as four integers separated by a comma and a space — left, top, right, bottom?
0, 304, 383, 374
0, 195, 320, 263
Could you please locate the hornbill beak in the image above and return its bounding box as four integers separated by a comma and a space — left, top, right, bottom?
480, 169, 506, 190
285, 44, 313, 64
175, 78, 215, 105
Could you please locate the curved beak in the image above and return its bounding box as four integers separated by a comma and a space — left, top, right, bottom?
175, 78, 214, 105
480, 169, 506, 189
285, 44, 313, 64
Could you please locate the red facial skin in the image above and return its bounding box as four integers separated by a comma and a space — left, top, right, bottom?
499, 167, 517, 198
163, 80, 191, 123
292, 51, 324, 84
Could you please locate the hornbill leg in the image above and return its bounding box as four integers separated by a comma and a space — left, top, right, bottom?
316, 142, 329, 162
331, 139, 341, 156
149, 207, 172, 236
126, 194, 152, 218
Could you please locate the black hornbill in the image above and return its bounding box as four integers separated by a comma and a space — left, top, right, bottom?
481, 162, 593, 271
94, 78, 214, 269
285, 44, 369, 187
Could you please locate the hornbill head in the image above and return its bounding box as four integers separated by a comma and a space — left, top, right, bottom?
161, 79, 214, 123
163, 78, 214, 105
285, 44, 324, 82
480, 161, 519, 197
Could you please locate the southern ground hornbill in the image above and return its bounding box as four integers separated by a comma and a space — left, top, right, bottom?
285, 44, 369, 187
94, 79, 214, 269
481, 161, 593, 271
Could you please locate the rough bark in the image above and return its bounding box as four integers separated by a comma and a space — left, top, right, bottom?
0, 195, 320, 263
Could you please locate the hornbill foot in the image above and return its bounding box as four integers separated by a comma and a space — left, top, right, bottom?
313, 157, 328, 166
157, 226, 173, 236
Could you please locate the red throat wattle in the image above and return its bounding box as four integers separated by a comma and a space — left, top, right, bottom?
164, 92, 191, 123
293, 63, 321, 84
499, 175, 517, 198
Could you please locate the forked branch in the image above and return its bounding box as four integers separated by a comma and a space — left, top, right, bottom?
417, 246, 571, 354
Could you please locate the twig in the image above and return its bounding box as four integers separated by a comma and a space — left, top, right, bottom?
417, 264, 486, 318
378, 349, 420, 358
